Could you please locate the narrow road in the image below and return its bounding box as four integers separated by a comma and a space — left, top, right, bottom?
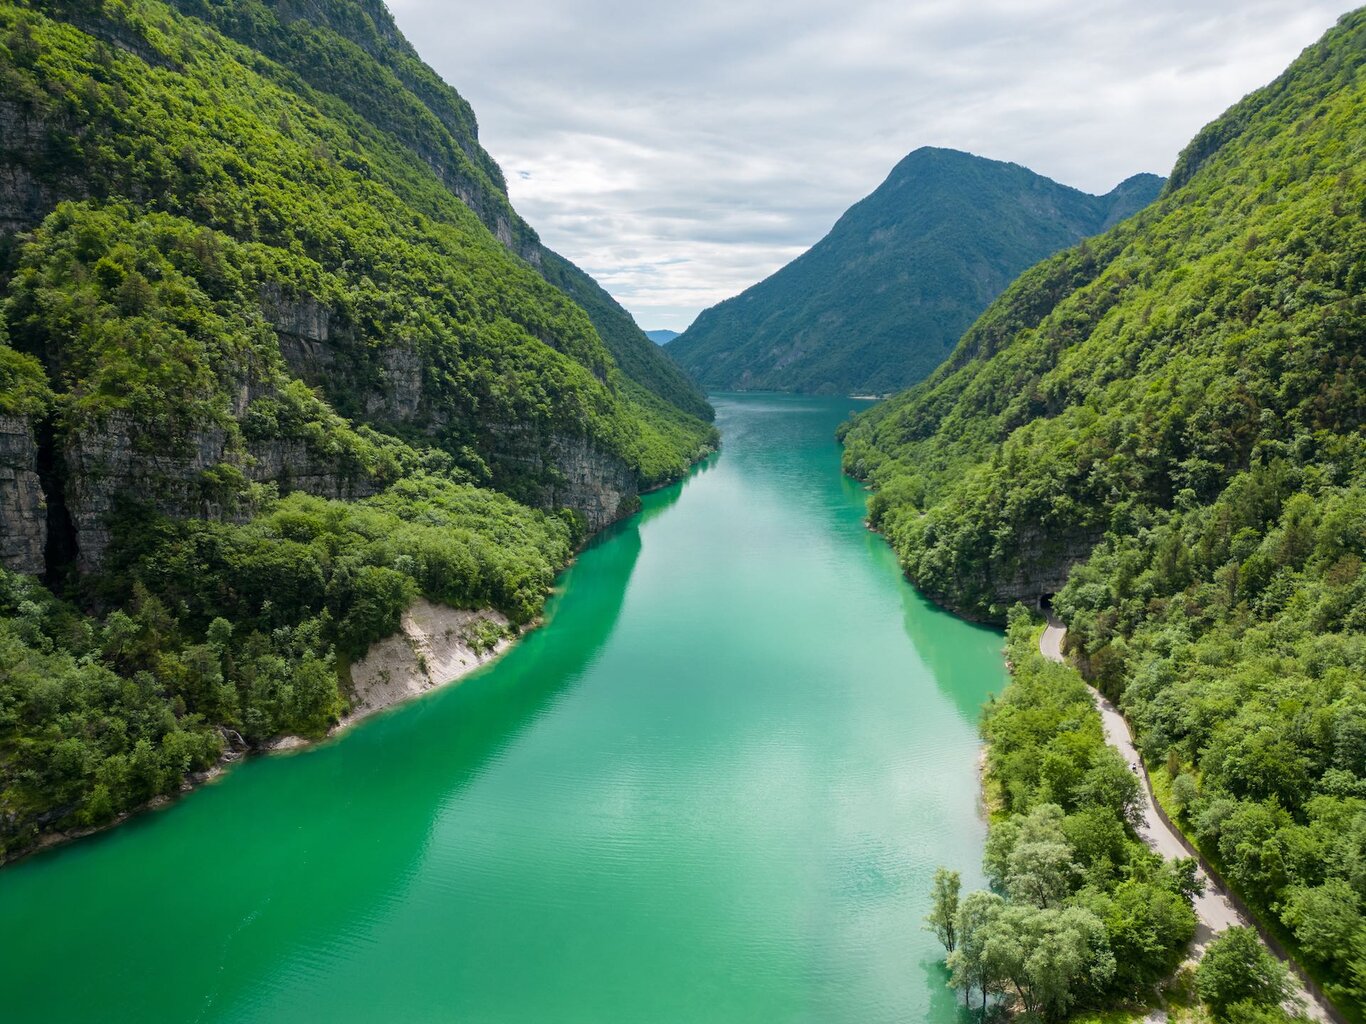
1038, 621, 1333, 1024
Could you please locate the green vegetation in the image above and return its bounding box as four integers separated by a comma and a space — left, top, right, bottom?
0, 0, 714, 493
0, 0, 714, 859
1058, 461, 1365, 1013
926, 866, 961, 953
1196, 929, 1293, 1020
930, 616, 1199, 1019
0, 477, 571, 857
853, 11, 1365, 1015
669, 147, 1161, 395
167, 0, 711, 425
0, 313, 48, 416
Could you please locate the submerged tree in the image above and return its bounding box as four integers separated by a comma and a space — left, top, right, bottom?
926, 867, 962, 953
946, 889, 1006, 1016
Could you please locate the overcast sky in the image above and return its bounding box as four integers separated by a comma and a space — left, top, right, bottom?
388, 1, 1347, 331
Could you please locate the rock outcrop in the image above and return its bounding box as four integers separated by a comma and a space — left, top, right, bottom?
344, 599, 512, 725
918, 525, 1104, 622
63, 413, 384, 571
0, 102, 68, 236
265, 287, 639, 532
488, 422, 637, 532
0, 416, 46, 576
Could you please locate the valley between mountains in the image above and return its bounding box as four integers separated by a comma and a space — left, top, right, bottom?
0, 4, 1362, 1024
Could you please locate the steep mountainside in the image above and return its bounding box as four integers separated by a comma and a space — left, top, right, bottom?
843, 11, 1364, 1010
0, 0, 714, 859
668, 148, 1162, 395
171, 0, 713, 423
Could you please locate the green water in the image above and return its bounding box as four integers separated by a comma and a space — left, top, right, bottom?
0, 394, 1006, 1023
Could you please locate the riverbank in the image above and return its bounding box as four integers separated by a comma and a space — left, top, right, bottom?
0, 394, 1005, 1023
11, 599, 521, 866
2, 453, 719, 867
1039, 622, 1341, 1024
334, 601, 513, 735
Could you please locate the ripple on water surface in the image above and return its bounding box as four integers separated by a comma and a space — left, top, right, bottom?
0, 394, 1006, 1024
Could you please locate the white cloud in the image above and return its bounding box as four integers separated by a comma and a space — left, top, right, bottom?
388, 0, 1348, 330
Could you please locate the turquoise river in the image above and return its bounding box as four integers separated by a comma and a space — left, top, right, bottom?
0, 394, 1007, 1023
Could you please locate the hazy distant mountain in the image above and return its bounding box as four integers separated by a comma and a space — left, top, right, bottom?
646, 330, 681, 345
668, 148, 1163, 395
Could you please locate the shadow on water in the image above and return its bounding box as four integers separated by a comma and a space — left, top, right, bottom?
921, 957, 981, 1023
832, 434, 1006, 727
0, 480, 665, 1020
897, 580, 1007, 725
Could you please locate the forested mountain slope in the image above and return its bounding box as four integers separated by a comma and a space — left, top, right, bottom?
668, 148, 1162, 395
844, 10, 1365, 1010
0, 0, 714, 859
171, 0, 713, 423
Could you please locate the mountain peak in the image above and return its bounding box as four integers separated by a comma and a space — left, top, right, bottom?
668, 150, 1164, 395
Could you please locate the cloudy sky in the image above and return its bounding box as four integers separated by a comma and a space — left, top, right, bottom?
388, 1, 1346, 331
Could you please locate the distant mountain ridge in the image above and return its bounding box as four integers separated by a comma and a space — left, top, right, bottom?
667, 148, 1163, 395
646, 330, 680, 345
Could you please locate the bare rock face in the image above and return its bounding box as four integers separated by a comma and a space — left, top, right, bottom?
0, 102, 70, 236
0, 415, 46, 576
260, 285, 331, 347
988, 529, 1103, 607
546, 434, 637, 531
0, 163, 57, 237
264, 289, 637, 532
488, 421, 637, 533
63, 413, 384, 572
920, 524, 1104, 622
364, 345, 425, 422
63, 416, 237, 572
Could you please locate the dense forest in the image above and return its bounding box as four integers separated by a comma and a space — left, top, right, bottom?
846, 10, 1365, 1016
0, 0, 715, 859
668, 147, 1161, 395
926, 615, 1202, 1018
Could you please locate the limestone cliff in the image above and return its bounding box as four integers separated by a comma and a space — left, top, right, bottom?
0, 0, 714, 580
262, 286, 643, 534
61, 412, 387, 571
0, 415, 45, 576
923, 526, 1105, 621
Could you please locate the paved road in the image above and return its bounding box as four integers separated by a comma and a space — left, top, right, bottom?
1038, 621, 1332, 1023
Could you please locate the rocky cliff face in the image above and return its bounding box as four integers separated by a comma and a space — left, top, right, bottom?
920, 525, 1104, 622
0, 415, 46, 576
264, 288, 638, 532
63, 413, 384, 572
543, 434, 637, 532
0, 102, 67, 236
488, 422, 636, 533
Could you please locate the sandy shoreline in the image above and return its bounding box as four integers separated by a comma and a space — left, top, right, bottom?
11, 600, 524, 865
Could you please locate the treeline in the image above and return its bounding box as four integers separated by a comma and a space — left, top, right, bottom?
842, 11, 1366, 1015
841, 12, 1363, 623
0, 0, 715, 860
0, 1, 715, 496
1058, 459, 1366, 1011
925, 616, 1200, 1018
928, 617, 1307, 1022
0, 477, 572, 858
